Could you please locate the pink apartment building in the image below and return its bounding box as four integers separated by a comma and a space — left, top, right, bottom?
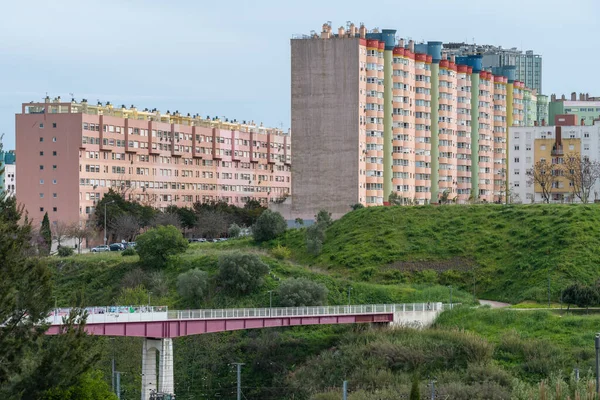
16, 98, 291, 226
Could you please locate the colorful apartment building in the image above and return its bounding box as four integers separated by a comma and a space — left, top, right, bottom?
290, 23, 532, 219
0, 146, 16, 197
15, 98, 291, 225
549, 93, 600, 126
510, 116, 600, 203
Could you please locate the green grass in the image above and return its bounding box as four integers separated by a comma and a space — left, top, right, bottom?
279, 204, 600, 303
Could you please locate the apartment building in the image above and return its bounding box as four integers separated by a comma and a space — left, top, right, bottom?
291, 23, 530, 219
549, 93, 600, 126
16, 98, 291, 225
510, 115, 600, 203
0, 149, 16, 197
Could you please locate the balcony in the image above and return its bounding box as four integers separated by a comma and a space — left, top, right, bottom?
551, 145, 563, 156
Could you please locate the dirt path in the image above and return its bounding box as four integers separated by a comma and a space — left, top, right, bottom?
478, 299, 511, 308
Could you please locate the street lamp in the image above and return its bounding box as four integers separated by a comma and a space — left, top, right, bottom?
267, 290, 274, 316
104, 200, 115, 246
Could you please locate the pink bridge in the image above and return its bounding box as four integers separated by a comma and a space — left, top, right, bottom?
46, 303, 445, 400
45, 303, 443, 338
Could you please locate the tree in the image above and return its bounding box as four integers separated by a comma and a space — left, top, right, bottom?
110, 214, 141, 242
563, 152, 600, 203
68, 223, 96, 254
306, 222, 326, 255
52, 221, 70, 249
277, 278, 328, 307
440, 189, 451, 204
152, 212, 182, 229
195, 210, 228, 239
562, 283, 600, 311
315, 209, 332, 227
526, 160, 562, 203
217, 252, 269, 294
295, 217, 304, 227
40, 212, 52, 254
253, 209, 286, 242
388, 192, 402, 205
0, 194, 103, 397
350, 203, 364, 211
177, 269, 209, 307
136, 225, 188, 269
228, 223, 241, 238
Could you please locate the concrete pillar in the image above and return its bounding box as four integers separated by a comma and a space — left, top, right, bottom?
427, 42, 443, 203
159, 338, 174, 394
381, 29, 396, 203
141, 338, 175, 400
470, 72, 480, 199
141, 339, 160, 400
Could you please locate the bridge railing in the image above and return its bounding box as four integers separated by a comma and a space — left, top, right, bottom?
169, 303, 443, 320
48, 303, 448, 325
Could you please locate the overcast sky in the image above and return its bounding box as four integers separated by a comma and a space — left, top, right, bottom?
1, 0, 598, 150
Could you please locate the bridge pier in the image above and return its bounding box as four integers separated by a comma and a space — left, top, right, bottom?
141, 338, 174, 400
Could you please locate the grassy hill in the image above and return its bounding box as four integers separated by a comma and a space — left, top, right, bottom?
279, 204, 600, 303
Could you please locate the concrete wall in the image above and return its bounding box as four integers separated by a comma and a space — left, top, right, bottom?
291, 38, 360, 220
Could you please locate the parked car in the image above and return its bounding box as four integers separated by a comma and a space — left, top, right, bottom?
126, 242, 136, 248
109, 243, 124, 251
91, 245, 110, 253
218, 238, 228, 241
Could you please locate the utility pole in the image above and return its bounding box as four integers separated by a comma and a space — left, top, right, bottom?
231, 362, 244, 400
595, 333, 600, 397
342, 380, 348, 400
548, 274, 551, 308
115, 371, 121, 399
430, 379, 436, 400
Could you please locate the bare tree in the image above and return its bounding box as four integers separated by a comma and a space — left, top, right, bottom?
111, 214, 141, 242
51, 221, 71, 248
68, 223, 96, 254
194, 210, 228, 239
563, 152, 600, 203
152, 212, 181, 229
526, 160, 562, 203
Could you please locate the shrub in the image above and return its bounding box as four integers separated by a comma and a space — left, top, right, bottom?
149, 271, 170, 297
217, 252, 269, 293
57, 246, 74, 257
177, 269, 209, 307
121, 268, 147, 289
135, 225, 188, 269
277, 278, 328, 307
350, 203, 365, 211
122, 248, 136, 256
271, 244, 291, 260
253, 210, 286, 242
315, 209, 333, 227
306, 222, 326, 255
228, 223, 241, 239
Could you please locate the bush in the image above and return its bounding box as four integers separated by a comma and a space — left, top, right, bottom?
306, 222, 326, 255
228, 223, 241, 239
277, 278, 328, 307
315, 209, 333, 227
350, 203, 364, 211
253, 210, 286, 242
135, 225, 189, 269
271, 244, 291, 260
121, 268, 146, 289
122, 248, 136, 256
217, 252, 269, 293
177, 269, 209, 307
57, 246, 74, 257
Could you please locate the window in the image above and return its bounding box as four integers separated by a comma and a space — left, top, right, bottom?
52, 151, 57, 156
40, 151, 44, 156
53, 193, 57, 198
39, 193, 44, 198
40, 207, 44, 212
514, 145, 520, 151
39, 137, 44, 142
53, 207, 57, 212
52, 137, 57, 142
52, 123, 57, 128
514, 157, 520, 163
514, 169, 520, 175
52, 179, 57, 184
52, 165, 57, 170
39, 123, 44, 128
40, 179, 44, 184
540, 145, 546, 150
39, 165, 44, 170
